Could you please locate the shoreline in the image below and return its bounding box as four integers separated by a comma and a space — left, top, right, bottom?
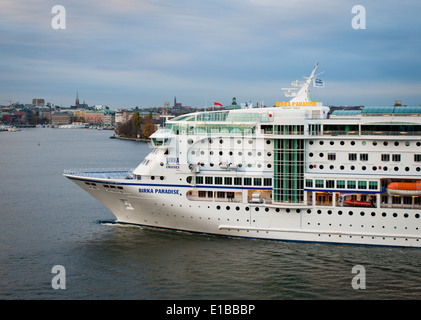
111, 135, 150, 142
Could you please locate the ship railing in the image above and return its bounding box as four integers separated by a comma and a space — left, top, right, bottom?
63, 168, 134, 179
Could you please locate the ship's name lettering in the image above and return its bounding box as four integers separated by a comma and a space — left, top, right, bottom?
138, 188, 179, 195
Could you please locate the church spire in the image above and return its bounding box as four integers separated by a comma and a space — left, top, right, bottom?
75, 91, 80, 107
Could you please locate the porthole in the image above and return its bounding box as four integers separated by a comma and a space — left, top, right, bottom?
338, 211, 343, 215
373, 141, 377, 146
393, 213, 398, 217
249, 140, 253, 144
319, 165, 324, 169
309, 141, 314, 145
236, 206, 240, 211
330, 141, 334, 145
266, 140, 271, 145
188, 139, 194, 144
382, 212, 387, 217
219, 139, 224, 144
394, 167, 399, 171
319, 141, 324, 145
245, 207, 250, 211
404, 213, 409, 218
226, 206, 230, 210
267, 152, 272, 156
360, 211, 365, 216
349, 211, 353, 216
219, 151, 223, 155
351, 141, 355, 146
319, 153, 324, 157
309, 153, 314, 157
384, 141, 388, 146
216, 205, 221, 210
340, 165, 345, 170
265, 208, 270, 212
267, 164, 272, 168
394, 141, 399, 146
405, 167, 410, 171
307, 209, 311, 214
371, 212, 376, 217
340, 141, 345, 145
237, 140, 241, 144
255, 207, 259, 212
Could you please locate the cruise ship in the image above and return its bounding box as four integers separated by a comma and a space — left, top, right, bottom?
64, 64, 421, 247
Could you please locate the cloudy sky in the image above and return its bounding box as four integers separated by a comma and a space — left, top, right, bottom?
1, 0, 420, 108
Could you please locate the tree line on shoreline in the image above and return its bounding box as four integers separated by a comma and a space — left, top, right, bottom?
114, 112, 156, 139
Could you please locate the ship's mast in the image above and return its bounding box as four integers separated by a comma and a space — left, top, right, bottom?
282, 63, 319, 103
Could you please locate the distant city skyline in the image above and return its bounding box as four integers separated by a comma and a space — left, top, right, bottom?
1, 0, 421, 108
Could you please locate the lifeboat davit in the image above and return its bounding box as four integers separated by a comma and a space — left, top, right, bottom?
387, 181, 421, 196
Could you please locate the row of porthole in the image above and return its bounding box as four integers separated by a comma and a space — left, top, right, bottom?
189, 162, 272, 169
214, 205, 420, 219
191, 150, 272, 157
309, 140, 420, 147
306, 209, 420, 218
308, 164, 420, 172
189, 138, 272, 145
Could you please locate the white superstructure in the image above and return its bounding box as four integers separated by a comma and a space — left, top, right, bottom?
64, 64, 421, 247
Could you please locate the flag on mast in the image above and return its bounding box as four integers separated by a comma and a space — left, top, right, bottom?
213, 102, 223, 107
313, 78, 325, 88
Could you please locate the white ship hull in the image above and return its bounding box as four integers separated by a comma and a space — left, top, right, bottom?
64, 64, 421, 248
64, 172, 421, 247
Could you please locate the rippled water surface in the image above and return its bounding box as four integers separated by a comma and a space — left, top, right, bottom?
1, 128, 421, 300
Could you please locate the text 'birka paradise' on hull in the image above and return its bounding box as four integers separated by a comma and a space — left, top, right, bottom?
276, 101, 318, 107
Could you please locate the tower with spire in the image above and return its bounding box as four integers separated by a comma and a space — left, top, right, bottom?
75, 91, 80, 107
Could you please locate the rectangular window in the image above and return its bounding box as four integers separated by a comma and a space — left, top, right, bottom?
347, 181, 356, 189
414, 154, 421, 162
336, 180, 345, 189
244, 178, 252, 186
358, 181, 367, 189
326, 180, 335, 188
306, 179, 313, 188
215, 177, 223, 185
381, 154, 390, 161
349, 153, 357, 161
207, 191, 213, 198
196, 176, 203, 184
205, 176, 213, 185
198, 191, 206, 198
315, 180, 324, 188
254, 178, 262, 186
224, 177, 232, 185
217, 191, 225, 199
234, 177, 242, 185
369, 181, 378, 190
392, 154, 401, 162
264, 178, 272, 186
328, 153, 336, 161
360, 153, 368, 161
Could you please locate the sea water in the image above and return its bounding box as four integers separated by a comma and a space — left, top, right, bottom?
1, 128, 421, 300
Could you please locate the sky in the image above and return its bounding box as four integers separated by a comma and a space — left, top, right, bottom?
1, 0, 420, 108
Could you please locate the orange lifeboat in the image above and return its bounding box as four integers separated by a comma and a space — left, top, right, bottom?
344, 200, 374, 207
387, 181, 421, 196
